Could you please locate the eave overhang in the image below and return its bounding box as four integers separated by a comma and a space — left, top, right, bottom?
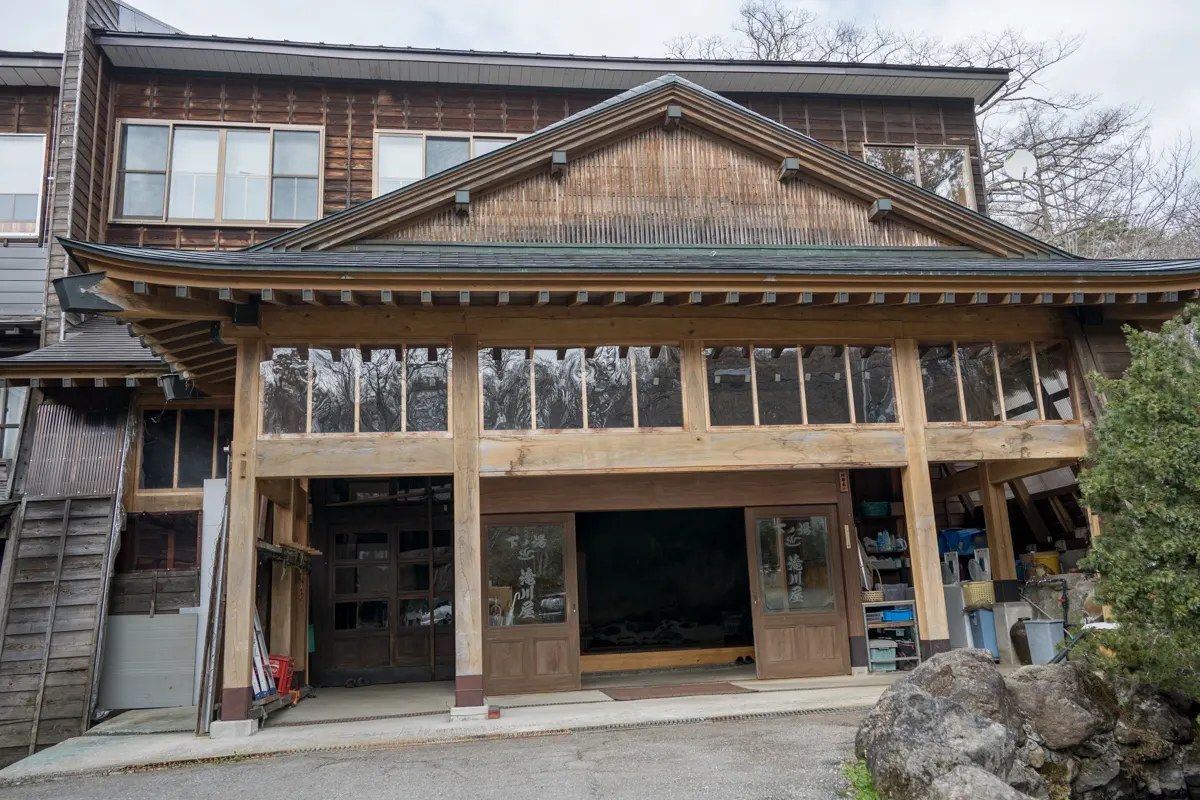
0, 52, 62, 87
95, 32, 1009, 105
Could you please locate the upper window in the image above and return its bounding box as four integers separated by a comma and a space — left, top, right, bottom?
0, 134, 46, 237
375, 132, 519, 195
139, 409, 233, 490
918, 341, 1076, 423
863, 145, 973, 208
0, 385, 27, 459
114, 123, 322, 224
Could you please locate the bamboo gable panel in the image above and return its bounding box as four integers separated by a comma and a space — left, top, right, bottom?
388, 127, 951, 247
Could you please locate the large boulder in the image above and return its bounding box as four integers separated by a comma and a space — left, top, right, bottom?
1006, 664, 1119, 750
930, 765, 1036, 800
907, 648, 1023, 730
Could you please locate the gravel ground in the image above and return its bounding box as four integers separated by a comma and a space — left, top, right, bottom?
1, 711, 864, 800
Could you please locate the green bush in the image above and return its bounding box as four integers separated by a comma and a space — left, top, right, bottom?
842, 760, 881, 800
1078, 303, 1200, 700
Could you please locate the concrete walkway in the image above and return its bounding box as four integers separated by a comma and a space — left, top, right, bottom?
0, 675, 893, 786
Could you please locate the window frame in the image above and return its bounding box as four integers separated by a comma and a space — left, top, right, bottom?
702, 343, 902, 430
861, 143, 976, 209
918, 339, 1081, 425
109, 120, 326, 227
0, 383, 29, 465
120, 511, 201, 573
258, 343, 454, 438
0, 133, 48, 240
372, 129, 522, 197
136, 406, 233, 493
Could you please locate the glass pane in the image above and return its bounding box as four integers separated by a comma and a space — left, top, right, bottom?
754, 347, 802, 426
585, 347, 633, 429
756, 515, 834, 613
334, 600, 388, 631
407, 346, 450, 432
4, 386, 27, 424
167, 128, 218, 219
1, 430, 16, 460
215, 410, 233, 479
271, 176, 319, 221
223, 130, 270, 220
11, 194, 37, 223
849, 346, 897, 424
0, 136, 44, 209
397, 529, 430, 559
119, 172, 166, 218
261, 348, 308, 434
480, 348, 531, 430
634, 346, 683, 427
918, 147, 971, 206
377, 135, 423, 190
958, 343, 1000, 421
121, 125, 169, 171
919, 345, 961, 423
139, 410, 177, 489
396, 563, 431, 591
335, 565, 389, 595
311, 348, 358, 434
425, 137, 470, 175
534, 348, 583, 430
705, 346, 754, 426
864, 146, 916, 184
487, 524, 566, 626
335, 531, 388, 561
272, 130, 320, 175
1036, 342, 1076, 420
176, 409, 214, 488
473, 137, 513, 157
804, 346, 851, 424
997, 343, 1040, 421
398, 599, 432, 627
359, 348, 403, 432
432, 596, 453, 626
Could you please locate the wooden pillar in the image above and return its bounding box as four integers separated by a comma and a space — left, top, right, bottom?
681, 339, 708, 432
268, 483, 295, 658
450, 334, 484, 707
893, 338, 950, 657
979, 463, 1019, 600
290, 481, 310, 682
220, 336, 263, 721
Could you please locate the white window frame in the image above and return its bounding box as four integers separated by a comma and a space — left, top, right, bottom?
861, 143, 976, 209
0, 133, 48, 240
372, 130, 522, 197
109, 120, 326, 227
0, 383, 29, 470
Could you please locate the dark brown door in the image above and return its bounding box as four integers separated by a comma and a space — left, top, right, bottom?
745, 505, 851, 679
482, 513, 580, 695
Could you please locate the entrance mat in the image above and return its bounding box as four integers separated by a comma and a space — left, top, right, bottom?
600, 682, 753, 701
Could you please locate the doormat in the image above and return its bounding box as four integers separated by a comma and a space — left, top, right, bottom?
600, 682, 752, 701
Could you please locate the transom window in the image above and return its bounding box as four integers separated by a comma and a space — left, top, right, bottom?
113, 122, 323, 224
0, 134, 46, 237
375, 132, 519, 195
705, 345, 897, 427
479, 346, 684, 431
261, 346, 451, 435
863, 145, 973, 208
918, 341, 1076, 423
0, 385, 28, 459
139, 409, 233, 490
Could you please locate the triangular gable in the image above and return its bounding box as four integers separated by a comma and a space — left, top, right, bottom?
251, 74, 1070, 258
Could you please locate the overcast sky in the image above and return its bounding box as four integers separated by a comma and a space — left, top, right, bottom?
5, 0, 1198, 139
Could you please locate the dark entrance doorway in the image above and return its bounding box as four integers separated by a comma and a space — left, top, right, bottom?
575, 507, 753, 658
309, 477, 455, 688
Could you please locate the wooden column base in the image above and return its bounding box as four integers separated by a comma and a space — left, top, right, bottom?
455, 674, 485, 707
220, 686, 253, 721
849, 635, 868, 668
919, 639, 952, 660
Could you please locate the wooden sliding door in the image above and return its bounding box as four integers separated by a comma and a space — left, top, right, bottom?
745, 505, 851, 679
482, 513, 580, 695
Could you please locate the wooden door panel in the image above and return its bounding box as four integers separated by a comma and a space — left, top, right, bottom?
534, 638, 572, 677
487, 640, 526, 680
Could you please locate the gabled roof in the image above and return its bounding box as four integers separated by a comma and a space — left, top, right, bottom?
95, 32, 1009, 104
252, 74, 1068, 259
0, 317, 162, 369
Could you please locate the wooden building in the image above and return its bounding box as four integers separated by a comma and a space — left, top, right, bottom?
0, 0, 1195, 750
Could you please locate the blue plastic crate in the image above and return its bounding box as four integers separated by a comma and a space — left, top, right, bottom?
939, 528, 985, 556
881, 608, 914, 622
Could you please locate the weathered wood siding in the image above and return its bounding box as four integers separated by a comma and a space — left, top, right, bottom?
100, 74, 987, 249
108, 571, 200, 615
0, 496, 119, 766
388, 126, 949, 246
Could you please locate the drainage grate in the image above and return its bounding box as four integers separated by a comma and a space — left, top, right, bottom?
569, 704, 869, 734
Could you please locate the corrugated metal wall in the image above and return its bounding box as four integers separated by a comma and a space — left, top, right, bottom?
23, 398, 127, 497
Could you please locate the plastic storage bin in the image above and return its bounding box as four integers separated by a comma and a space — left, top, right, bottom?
881, 607, 914, 622
1026, 619, 1066, 664
968, 608, 999, 659
868, 640, 898, 672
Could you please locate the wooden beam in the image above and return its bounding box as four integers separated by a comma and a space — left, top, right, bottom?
664, 104, 682, 130
535, 290, 551, 306
894, 338, 950, 652
497, 290, 509, 306
451, 333, 484, 708
258, 478, 293, 509
605, 291, 626, 307
269, 481, 296, 657
260, 289, 284, 305
1010, 477, 1054, 545
931, 458, 1074, 500
868, 198, 893, 222
340, 290, 360, 306
571, 290, 589, 306
778, 157, 800, 181
256, 436, 454, 478
925, 424, 1087, 463
301, 289, 326, 306
421, 290, 433, 306
978, 462, 1017, 581
550, 150, 568, 177
218, 288, 250, 304
459, 290, 471, 306
380, 289, 396, 305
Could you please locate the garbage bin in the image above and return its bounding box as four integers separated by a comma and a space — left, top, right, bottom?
1025, 619, 1065, 664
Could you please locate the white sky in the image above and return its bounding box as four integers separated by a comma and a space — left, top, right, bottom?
3, 0, 1197, 139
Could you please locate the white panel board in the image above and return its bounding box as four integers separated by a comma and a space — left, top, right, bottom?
97, 614, 199, 710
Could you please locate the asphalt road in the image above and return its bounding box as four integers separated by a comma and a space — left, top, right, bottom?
1, 711, 864, 800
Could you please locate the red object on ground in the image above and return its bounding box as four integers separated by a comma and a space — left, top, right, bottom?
487, 706, 501, 719
269, 655, 295, 694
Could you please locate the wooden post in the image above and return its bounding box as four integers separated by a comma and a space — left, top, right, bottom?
893, 338, 951, 657
451, 334, 485, 708
220, 336, 264, 721
681, 339, 708, 433
291, 481, 310, 681
268, 482, 295, 658
979, 463, 1020, 600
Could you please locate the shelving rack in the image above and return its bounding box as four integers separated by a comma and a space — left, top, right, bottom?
863, 599, 921, 673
